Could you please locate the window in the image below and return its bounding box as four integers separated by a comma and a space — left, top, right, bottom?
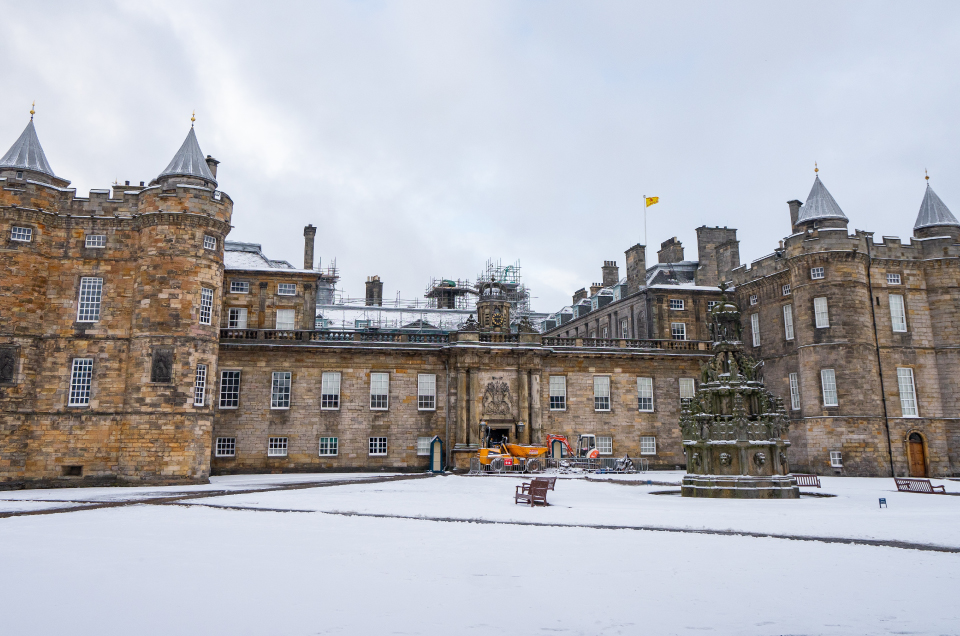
77, 277, 103, 322
370, 372, 389, 410
275, 309, 295, 330
782, 284, 791, 296
215, 437, 236, 457
820, 369, 838, 407
601, 326, 608, 339
829, 451, 843, 468
199, 287, 214, 325
897, 367, 918, 417
68, 358, 93, 406
707, 301, 719, 312
637, 377, 654, 412
271, 371, 292, 409
669, 299, 684, 310
789, 373, 801, 410
549, 376, 566, 411
751, 313, 760, 347
783, 305, 794, 341
620, 319, 629, 339
640, 436, 657, 455
594, 376, 611, 411
810, 267, 825, 280
814, 297, 829, 328
277, 283, 296, 296
887, 273, 901, 285
85, 234, 106, 248
417, 437, 433, 456
227, 307, 248, 329
889, 294, 907, 332
418, 374, 436, 410
203, 235, 217, 250
193, 364, 207, 407
230, 281, 249, 294
749, 294, 758, 306
589, 331, 596, 339
597, 436, 613, 455
268, 437, 288, 457
671, 323, 686, 340
319, 437, 338, 456
219, 370, 241, 408
10, 226, 32, 242
15, 170, 23, 179
369, 437, 388, 456
679, 378, 695, 399
321, 372, 341, 410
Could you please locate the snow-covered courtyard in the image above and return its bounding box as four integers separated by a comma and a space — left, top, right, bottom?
1, 472, 958, 635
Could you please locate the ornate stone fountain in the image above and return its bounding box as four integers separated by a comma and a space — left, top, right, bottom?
679, 290, 799, 498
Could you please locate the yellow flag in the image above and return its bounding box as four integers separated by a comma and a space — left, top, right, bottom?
645, 196, 659, 207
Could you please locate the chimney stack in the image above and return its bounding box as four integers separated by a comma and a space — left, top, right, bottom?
365, 276, 383, 307
624, 243, 646, 296
572, 288, 588, 304
658, 237, 684, 264
205, 155, 220, 179
303, 224, 317, 270
601, 260, 619, 288
589, 283, 602, 296
787, 200, 803, 233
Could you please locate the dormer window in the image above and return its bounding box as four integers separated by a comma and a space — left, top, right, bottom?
15, 171, 23, 179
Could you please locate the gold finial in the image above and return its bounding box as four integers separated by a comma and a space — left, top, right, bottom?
191, 110, 196, 127
30, 101, 35, 120
925, 168, 929, 182
814, 161, 818, 174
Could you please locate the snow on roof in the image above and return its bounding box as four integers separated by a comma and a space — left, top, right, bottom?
0, 119, 57, 177
224, 241, 316, 273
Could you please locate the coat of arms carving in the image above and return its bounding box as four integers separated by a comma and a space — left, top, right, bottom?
482, 377, 512, 416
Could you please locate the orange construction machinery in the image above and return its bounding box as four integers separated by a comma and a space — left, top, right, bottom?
477, 442, 548, 472
545, 433, 600, 458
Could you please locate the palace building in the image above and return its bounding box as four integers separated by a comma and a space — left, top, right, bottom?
1, 114, 958, 487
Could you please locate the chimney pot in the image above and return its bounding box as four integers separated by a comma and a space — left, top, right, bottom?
303, 224, 317, 270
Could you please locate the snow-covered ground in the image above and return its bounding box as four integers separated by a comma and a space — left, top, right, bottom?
1, 472, 957, 635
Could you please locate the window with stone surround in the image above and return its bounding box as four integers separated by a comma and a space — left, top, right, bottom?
679, 378, 695, 400
203, 235, 217, 250
418, 374, 436, 411
68, 358, 93, 407
77, 277, 103, 322
782, 284, 791, 296
707, 301, 719, 312
369, 437, 388, 456
620, 319, 629, 339
271, 371, 292, 409
810, 267, 825, 280
277, 283, 296, 296
268, 437, 288, 457
897, 367, 918, 417
601, 326, 609, 339
319, 437, 338, 456
193, 364, 207, 407
669, 299, 684, 310
597, 436, 613, 455
417, 437, 433, 456
10, 226, 32, 242
749, 294, 758, 306
751, 313, 760, 347
887, 273, 901, 285
637, 377, 654, 412
370, 373, 389, 410
820, 369, 838, 407
219, 370, 241, 408
783, 305, 795, 340
215, 437, 235, 457
549, 376, 566, 411
230, 280, 249, 294
594, 376, 611, 411
85, 234, 106, 248
275, 309, 295, 330
199, 287, 214, 325
889, 294, 907, 332
671, 323, 686, 340
228, 307, 248, 329
814, 297, 829, 328
830, 451, 843, 468
789, 372, 801, 410
640, 436, 657, 455
321, 372, 341, 410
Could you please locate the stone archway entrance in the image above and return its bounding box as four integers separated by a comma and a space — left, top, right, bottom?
908, 432, 927, 477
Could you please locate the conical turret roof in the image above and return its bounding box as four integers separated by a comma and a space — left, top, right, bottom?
914, 183, 958, 230
796, 175, 847, 224
158, 127, 216, 185
0, 119, 57, 177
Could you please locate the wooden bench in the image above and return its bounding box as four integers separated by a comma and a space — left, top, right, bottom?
894, 477, 946, 494
515, 479, 550, 506
792, 474, 821, 488
539, 476, 557, 491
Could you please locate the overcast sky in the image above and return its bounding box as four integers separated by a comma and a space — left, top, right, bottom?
3, 1, 959, 312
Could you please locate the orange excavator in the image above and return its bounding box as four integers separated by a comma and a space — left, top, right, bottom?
545, 433, 600, 458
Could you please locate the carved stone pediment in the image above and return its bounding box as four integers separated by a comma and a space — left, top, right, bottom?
482, 376, 512, 416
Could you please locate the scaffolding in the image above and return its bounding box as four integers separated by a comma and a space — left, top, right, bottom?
477, 258, 532, 315
424, 277, 477, 310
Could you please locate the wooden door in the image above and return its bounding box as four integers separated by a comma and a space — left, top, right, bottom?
908, 433, 926, 477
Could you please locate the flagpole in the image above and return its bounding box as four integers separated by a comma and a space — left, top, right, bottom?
643, 194, 647, 247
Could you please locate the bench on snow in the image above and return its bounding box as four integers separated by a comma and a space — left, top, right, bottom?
515, 478, 550, 506
894, 477, 946, 494
539, 476, 557, 491
791, 474, 821, 488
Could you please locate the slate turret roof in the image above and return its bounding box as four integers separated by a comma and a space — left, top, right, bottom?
796, 175, 848, 224
158, 127, 216, 185
914, 183, 959, 230
0, 120, 57, 178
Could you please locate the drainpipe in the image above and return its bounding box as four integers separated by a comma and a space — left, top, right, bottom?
444, 358, 451, 470
865, 237, 895, 477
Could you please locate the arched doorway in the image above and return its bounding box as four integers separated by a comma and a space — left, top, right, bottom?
907, 432, 927, 477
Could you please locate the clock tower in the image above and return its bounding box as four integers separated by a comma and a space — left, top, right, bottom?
475, 277, 511, 333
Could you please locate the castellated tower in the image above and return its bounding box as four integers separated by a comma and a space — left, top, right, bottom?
0, 115, 232, 486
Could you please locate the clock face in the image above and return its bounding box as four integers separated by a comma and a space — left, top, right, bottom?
492, 309, 504, 327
